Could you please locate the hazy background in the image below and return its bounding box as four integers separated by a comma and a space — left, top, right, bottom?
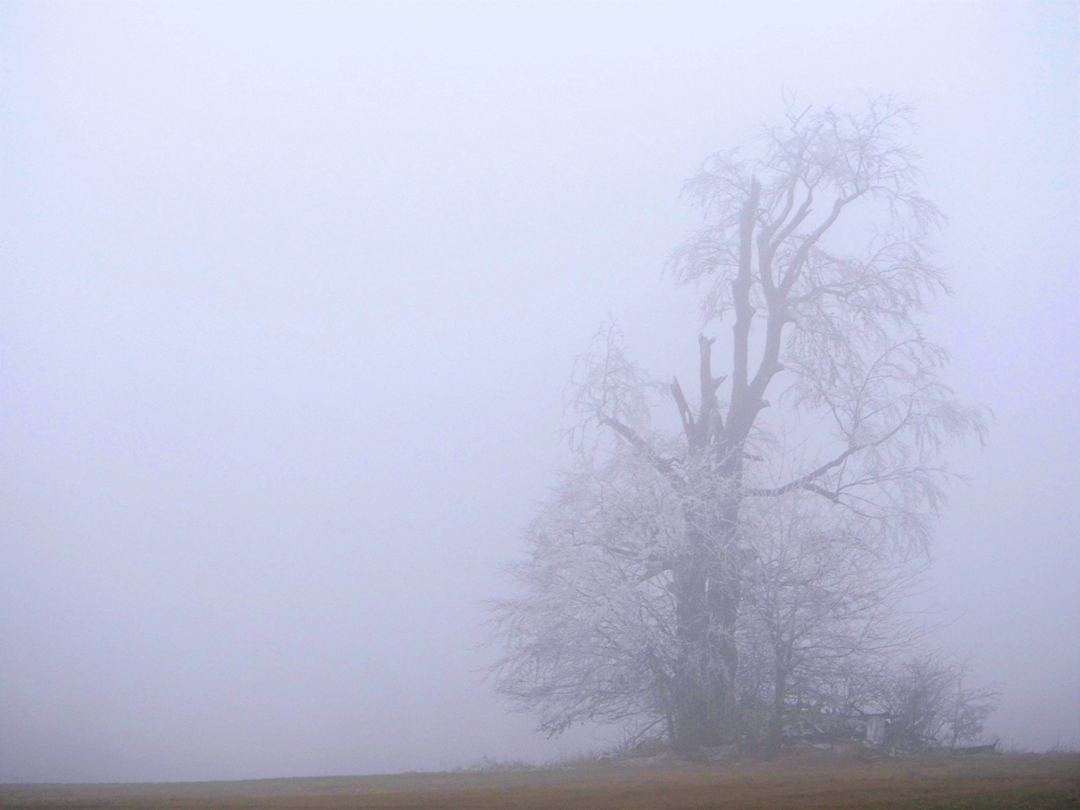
1, 1, 1076, 783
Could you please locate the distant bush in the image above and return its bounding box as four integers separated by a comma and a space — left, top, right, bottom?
454, 755, 535, 773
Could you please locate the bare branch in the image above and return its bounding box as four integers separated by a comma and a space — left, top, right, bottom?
600, 416, 679, 483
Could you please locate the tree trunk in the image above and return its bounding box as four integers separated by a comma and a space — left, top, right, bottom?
664, 331, 752, 754
669, 484, 744, 753
670, 560, 739, 751
765, 664, 788, 760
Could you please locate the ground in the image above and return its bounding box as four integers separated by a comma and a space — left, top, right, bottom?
2, 752, 1077, 809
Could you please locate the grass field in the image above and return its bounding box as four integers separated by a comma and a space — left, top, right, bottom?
3, 753, 1077, 809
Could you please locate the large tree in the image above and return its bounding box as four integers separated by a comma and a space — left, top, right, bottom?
491, 99, 985, 754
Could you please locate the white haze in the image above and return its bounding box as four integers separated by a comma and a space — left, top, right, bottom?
1, 1, 1076, 783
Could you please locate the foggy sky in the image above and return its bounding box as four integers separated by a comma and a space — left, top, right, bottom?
1, 1, 1076, 783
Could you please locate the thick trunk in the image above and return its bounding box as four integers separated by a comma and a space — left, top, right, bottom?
764, 665, 788, 760
669, 483, 744, 753
670, 557, 741, 751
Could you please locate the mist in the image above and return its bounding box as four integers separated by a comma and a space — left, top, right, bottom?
1, 1, 1076, 783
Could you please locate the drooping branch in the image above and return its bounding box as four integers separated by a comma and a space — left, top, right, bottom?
600, 416, 681, 486
640, 558, 675, 582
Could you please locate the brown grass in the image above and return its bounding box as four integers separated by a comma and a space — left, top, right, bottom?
3, 752, 1077, 809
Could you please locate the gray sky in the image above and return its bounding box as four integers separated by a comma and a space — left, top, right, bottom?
1, 1, 1076, 783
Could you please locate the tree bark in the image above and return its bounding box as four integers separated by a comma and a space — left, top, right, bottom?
765, 663, 788, 760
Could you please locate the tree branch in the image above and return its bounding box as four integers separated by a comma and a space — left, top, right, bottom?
730, 179, 760, 400
725, 179, 761, 446
745, 445, 859, 499
696, 334, 725, 447
600, 416, 680, 484
778, 189, 866, 297
670, 378, 695, 443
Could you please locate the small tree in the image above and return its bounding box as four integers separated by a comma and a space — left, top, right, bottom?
737, 492, 929, 757
491, 98, 986, 754
879, 654, 999, 750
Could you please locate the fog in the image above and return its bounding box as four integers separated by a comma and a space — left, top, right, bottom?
1, 1, 1076, 784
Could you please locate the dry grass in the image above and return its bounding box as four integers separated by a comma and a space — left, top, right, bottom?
3, 752, 1077, 809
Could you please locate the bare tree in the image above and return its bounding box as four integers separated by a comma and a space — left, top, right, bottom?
877, 654, 999, 750
491, 99, 986, 754
737, 491, 930, 757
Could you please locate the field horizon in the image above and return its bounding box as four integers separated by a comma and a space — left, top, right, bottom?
3, 751, 1078, 809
